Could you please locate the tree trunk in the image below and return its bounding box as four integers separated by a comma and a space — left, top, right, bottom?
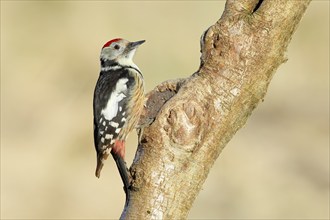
121, 0, 311, 219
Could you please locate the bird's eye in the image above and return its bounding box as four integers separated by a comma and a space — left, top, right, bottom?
114, 44, 120, 50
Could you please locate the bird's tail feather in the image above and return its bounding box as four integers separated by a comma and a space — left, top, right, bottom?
111, 152, 131, 207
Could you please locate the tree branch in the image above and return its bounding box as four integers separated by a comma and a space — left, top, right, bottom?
121, 0, 311, 219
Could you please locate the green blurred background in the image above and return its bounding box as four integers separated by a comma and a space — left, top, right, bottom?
1, 1, 329, 219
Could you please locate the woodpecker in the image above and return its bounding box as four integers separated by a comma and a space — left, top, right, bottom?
93, 38, 145, 199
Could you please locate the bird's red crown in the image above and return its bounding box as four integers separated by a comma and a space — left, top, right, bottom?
102, 38, 122, 49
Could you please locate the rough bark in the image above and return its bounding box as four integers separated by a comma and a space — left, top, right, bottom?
121, 0, 311, 219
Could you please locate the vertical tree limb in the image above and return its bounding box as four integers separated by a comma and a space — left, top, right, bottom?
121, 0, 311, 219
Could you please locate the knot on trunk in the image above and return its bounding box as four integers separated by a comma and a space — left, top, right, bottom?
165, 101, 204, 152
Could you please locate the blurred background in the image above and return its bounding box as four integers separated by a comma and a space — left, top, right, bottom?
1, 1, 328, 219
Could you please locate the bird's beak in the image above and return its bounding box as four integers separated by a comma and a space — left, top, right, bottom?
128, 40, 145, 51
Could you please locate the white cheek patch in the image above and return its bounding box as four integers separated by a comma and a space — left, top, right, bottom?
116, 49, 140, 71
101, 78, 129, 120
